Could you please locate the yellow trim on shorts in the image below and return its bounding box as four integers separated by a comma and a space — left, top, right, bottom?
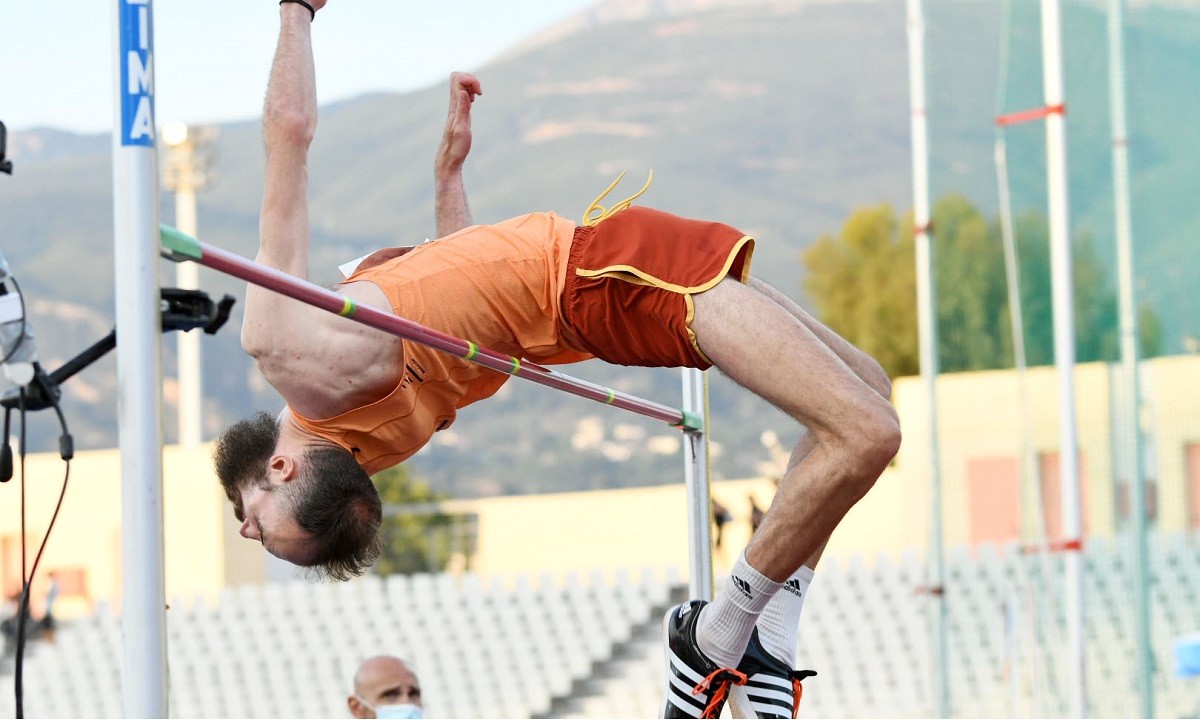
684, 294, 715, 366
574, 235, 755, 293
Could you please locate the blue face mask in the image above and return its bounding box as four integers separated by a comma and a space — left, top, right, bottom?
357, 697, 423, 720
375, 703, 422, 719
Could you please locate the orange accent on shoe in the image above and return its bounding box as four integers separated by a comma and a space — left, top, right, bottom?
691, 668, 748, 719
788, 670, 818, 719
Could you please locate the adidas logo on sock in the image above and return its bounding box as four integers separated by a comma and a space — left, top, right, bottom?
732, 575, 753, 599
784, 578, 804, 598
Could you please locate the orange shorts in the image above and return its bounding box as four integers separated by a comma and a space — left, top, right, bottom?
561, 206, 755, 369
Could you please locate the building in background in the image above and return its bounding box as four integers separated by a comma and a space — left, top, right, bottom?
2, 355, 1198, 617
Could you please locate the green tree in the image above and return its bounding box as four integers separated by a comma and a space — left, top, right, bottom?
372, 466, 457, 575
932, 195, 1009, 372
803, 195, 1164, 377
803, 203, 919, 378
1003, 212, 1161, 365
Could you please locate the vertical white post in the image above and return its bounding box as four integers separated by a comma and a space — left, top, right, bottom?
175, 188, 202, 446
1039, 0, 1086, 714
681, 368, 714, 601
112, 0, 168, 716
906, 0, 949, 714
995, 143, 1045, 541
1106, 0, 1153, 713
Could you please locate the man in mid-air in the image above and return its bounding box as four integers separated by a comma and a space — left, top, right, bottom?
215, 2, 900, 716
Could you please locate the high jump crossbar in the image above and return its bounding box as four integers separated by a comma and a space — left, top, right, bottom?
158, 225, 703, 433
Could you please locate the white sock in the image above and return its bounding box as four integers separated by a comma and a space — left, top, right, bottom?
696, 552, 781, 668
755, 565, 814, 667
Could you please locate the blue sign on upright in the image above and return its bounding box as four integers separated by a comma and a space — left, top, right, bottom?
119, 0, 156, 147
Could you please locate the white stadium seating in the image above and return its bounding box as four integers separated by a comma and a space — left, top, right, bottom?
2, 534, 1199, 718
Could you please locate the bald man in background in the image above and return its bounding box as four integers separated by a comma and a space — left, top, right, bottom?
347, 655, 423, 719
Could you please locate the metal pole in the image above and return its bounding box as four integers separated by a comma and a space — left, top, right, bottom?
681, 368, 713, 601
112, 0, 168, 716
1039, 0, 1086, 713
995, 142, 1044, 542
906, 0, 949, 714
1106, 0, 1153, 712
163, 122, 212, 447
174, 176, 202, 446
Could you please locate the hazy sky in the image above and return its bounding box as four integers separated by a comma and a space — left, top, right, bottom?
0, 0, 598, 134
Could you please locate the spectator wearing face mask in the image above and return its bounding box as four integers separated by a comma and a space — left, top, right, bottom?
347, 654, 424, 719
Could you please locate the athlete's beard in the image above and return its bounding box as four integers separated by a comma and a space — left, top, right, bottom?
213, 412, 280, 521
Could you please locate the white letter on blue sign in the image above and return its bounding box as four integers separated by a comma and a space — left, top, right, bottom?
127, 51, 153, 95
120, 0, 155, 147
129, 97, 155, 142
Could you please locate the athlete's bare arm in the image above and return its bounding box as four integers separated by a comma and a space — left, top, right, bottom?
243, 1, 402, 418
241, 3, 321, 361
434, 72, 481, 237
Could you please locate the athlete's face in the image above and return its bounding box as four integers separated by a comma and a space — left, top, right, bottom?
236, 479, 317, 565
214, 413, 317, 565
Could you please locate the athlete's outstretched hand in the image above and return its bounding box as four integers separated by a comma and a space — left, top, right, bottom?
436, 72, 482, 178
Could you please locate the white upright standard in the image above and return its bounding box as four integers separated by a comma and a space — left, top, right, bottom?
1106, 0, 1153, 713
1039, 0, 1086, 714
173, 159, 201, 446
161, 121, 207, 447
682, 368, 714, 601
905, 0, 950, 714
112, 0, 169, 715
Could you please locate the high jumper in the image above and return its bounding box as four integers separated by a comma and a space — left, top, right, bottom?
206, 1, 900, 716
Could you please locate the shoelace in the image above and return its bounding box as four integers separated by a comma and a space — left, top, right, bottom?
787, 669, 818, 719
581, 170, 654, 227
691, 667, 748, 719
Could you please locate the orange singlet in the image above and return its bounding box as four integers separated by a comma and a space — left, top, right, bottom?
290, 206, 753, 475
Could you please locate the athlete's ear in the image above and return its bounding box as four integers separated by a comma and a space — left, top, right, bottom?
266, 453, 300, 485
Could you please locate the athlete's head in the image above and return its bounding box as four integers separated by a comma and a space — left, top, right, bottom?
214, 412, 383, 579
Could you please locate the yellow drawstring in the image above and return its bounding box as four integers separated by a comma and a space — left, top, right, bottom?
581, 170, 654, 227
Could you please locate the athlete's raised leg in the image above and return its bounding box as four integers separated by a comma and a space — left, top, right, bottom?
660, 276, 899, 718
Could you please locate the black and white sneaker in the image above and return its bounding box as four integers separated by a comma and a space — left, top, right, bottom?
728, 628, 817, 719
661, 600, 748, 718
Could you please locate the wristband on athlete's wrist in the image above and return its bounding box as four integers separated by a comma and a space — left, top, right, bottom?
279, 0, 315, 21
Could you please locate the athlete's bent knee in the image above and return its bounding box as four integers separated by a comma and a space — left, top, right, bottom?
843, 405, 901, 490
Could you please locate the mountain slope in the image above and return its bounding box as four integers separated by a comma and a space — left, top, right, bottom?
1, 0, 1196, 495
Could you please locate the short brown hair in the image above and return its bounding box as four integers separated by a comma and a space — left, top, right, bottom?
292, 446, 384, 581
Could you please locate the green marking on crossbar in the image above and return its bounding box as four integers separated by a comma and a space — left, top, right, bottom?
673, 410, 704, 432
159, 224, 203, 262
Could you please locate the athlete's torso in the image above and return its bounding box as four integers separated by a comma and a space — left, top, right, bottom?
290, 212, 591, 474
